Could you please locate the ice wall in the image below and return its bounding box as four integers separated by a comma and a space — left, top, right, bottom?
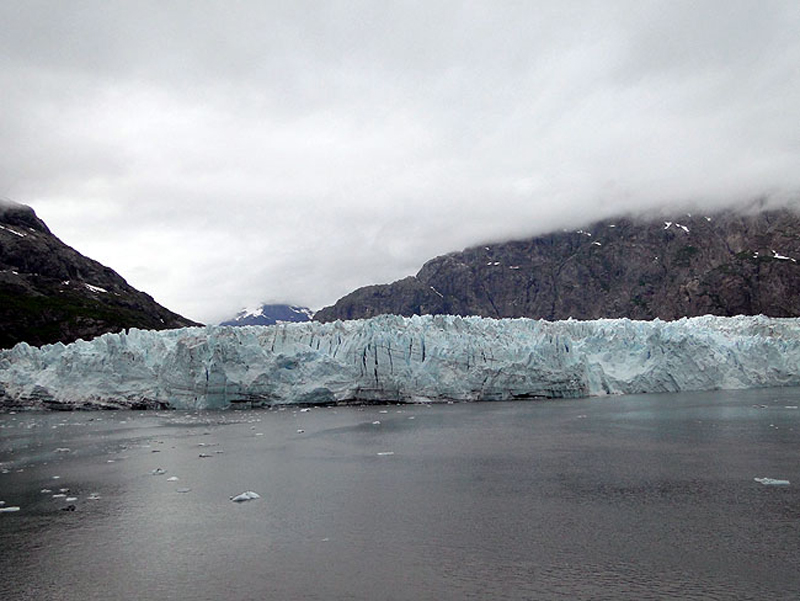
2, 314, 800, 409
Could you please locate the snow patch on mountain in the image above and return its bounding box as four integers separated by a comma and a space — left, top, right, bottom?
219, 304, 314, 327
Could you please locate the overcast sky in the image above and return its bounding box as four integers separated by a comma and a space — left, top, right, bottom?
2, 1, 799, 323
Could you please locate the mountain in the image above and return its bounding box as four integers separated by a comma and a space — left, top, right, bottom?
0, 199, 199, 349
219, 304, 314, 326
314, 207, 800, 323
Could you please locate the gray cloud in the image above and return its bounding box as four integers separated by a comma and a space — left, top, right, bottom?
2, 1, 799, 323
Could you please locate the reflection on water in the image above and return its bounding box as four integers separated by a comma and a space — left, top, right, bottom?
1, 388, 799, 600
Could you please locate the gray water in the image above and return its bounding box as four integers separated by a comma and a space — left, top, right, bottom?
1, 388, 799, 600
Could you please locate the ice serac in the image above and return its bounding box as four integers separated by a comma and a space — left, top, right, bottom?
2, 314, 800, 410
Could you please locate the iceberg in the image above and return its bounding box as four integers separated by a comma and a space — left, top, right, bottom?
754, 477, 790, 486
2, 314, 800, 410
230, 491, 261, 502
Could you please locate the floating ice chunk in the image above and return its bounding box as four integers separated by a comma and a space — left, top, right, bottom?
754, 477, 790, 486
167, 476, 179, 482
151, 468, 167, 475
230, 491, 261, 502
52, 475, 60, 479
87, 493, 101, 500
376, 451, 395, 456
0, 506, 21, 512
40, 489, 52, 493
65, 497, 77, 502
52, 493, 66, 498
300, 408, 311, 413
54, 448, 71, 453
296, 429, 305, 433
372, 421, 381, 425
198, 453, 211, 458
176, 488, 191, 494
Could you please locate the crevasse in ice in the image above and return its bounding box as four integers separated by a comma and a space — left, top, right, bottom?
2, 314, 800, 409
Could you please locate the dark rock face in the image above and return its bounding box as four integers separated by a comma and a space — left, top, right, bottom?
315, 208, 800, 322
0, 200, 199, 349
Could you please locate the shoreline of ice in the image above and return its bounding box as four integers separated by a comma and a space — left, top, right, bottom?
3, 314, 800, 410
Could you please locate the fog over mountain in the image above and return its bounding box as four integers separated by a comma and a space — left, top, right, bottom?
2, 2, 799, 323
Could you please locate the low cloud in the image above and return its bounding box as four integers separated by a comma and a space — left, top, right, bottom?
2, 1, 799, 323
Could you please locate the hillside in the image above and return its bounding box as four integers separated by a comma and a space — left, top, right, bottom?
315, 208, 800, 322
0, 200, 199, 349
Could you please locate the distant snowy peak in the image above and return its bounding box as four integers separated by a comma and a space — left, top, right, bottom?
220, 304, 314, 327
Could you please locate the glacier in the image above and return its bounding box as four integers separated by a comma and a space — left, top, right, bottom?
2, 314, 800, 410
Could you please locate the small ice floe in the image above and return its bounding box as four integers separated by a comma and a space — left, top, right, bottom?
230, 491, 261, 503
176, 488, 191, 494
151, 468, 167, 476
106, 460, 115, 463
376, 452, 395, 456
786, 406, 798, 409
255, 433, 264, 437
59, 488, 69, 493
1, 506, 21, 513
52, 475, 61, 480
296, 429, 305, 434
372, 421, 381, 425
52, 493, 66, 498
754, 477, 790, 486
87, 493, 101, 501
65, 497, 77, 502
54, 448, 71, 453
167, 476, 179, 482
198, 453, 211, 458
40, 489, 52, 494
300, 408, 311, 413
379, 410, 388, 414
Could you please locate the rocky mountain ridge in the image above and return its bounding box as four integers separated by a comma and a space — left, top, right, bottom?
314, 207, 800, 322
0, 200, 199, 349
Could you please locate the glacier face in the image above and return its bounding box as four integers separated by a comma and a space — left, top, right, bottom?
2, 314, 800, 410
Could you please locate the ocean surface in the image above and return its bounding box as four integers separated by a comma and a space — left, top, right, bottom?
1, 388, 799, 600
